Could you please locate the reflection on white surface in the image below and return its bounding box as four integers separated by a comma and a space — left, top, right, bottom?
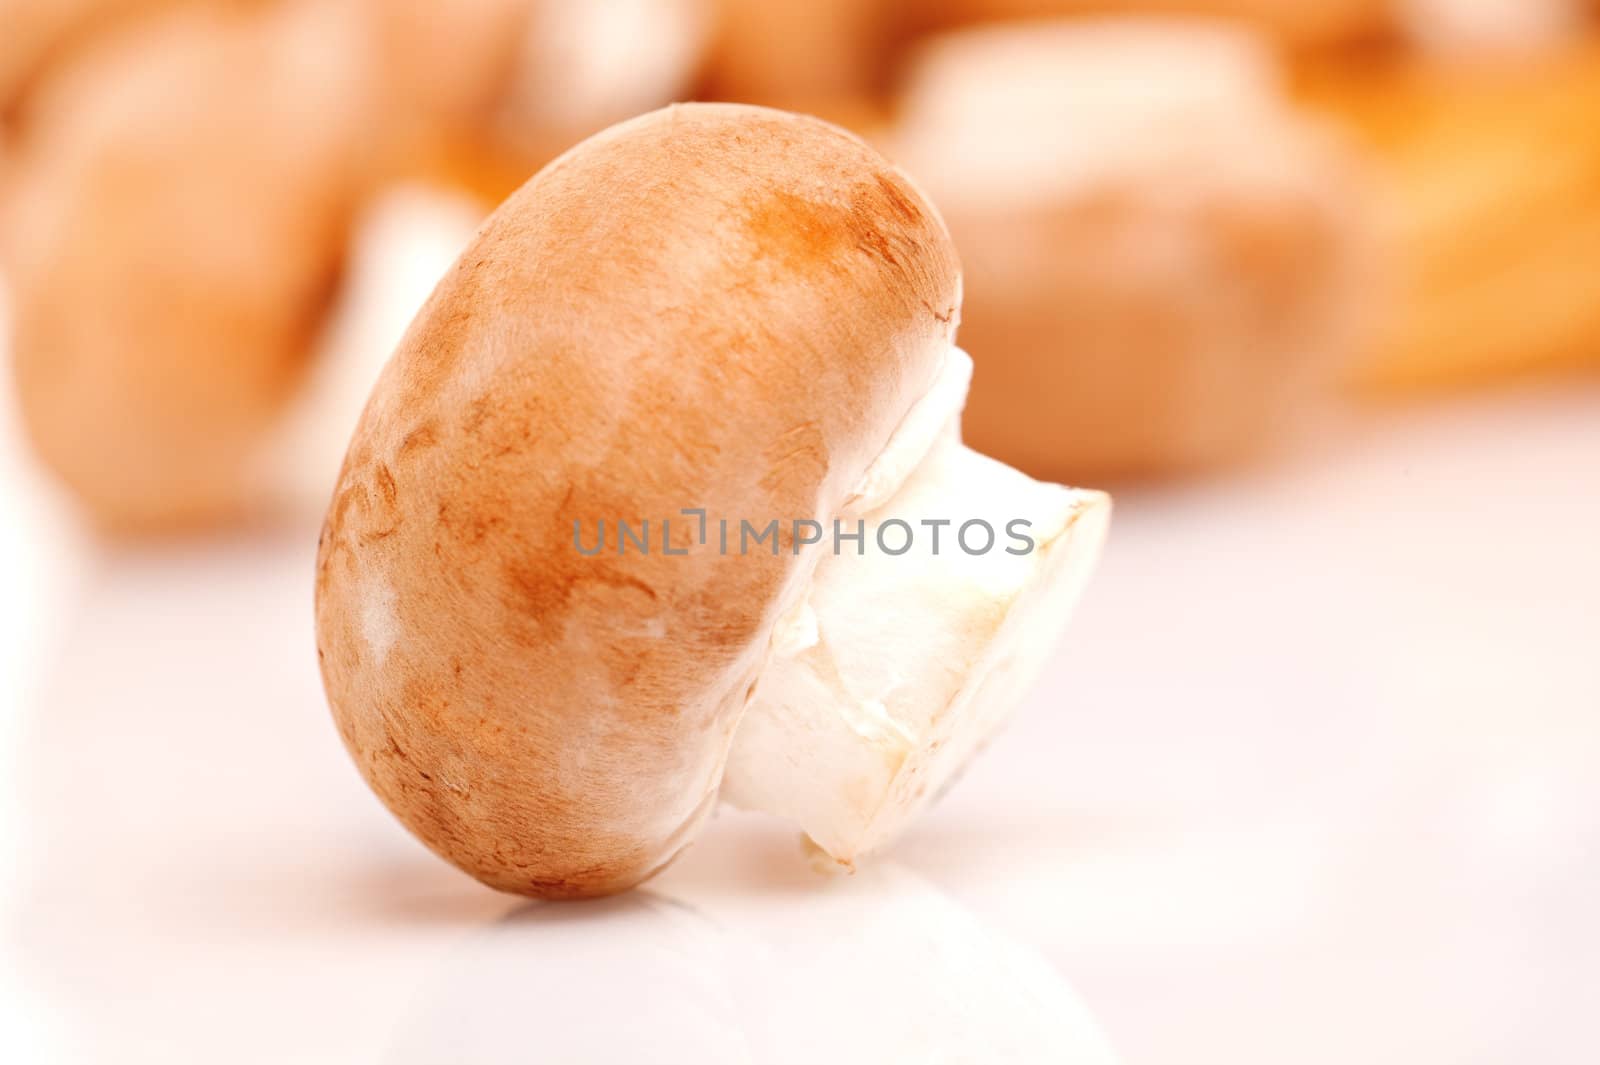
389, 866, 1114, 1065
7, 535, 1113, 1064
387, 895, 753, 1065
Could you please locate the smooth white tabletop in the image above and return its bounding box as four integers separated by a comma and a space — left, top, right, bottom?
1, 224, 1597, 1064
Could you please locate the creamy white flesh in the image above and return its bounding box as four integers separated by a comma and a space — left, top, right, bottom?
721, 349, 1110, 865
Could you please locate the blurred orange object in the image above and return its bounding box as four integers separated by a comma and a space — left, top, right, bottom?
4, 0, 711, 177
888, 21, 1373, 482
1397, 0, 1593, 55
1, 0, 713, 533
2, 1, 372, 532
0, 0, 260, 126
702, 0, 897, 109
1301, 44, 1600, 391
905, 0, 1391, 49
367, 0, 710, 190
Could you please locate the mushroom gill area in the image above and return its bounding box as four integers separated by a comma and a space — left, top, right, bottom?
719, 346, 1111, 865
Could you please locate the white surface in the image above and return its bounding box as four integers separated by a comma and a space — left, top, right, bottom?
2, 277, 1598, 1060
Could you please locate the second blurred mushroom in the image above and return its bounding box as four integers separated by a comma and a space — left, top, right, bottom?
4, 1, 374, 532
887, 20, 1375, 481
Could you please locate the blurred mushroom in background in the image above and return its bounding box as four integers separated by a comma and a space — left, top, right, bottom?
5, 0, 1596, 531
0, 0, 711, 535
701, 0, 898, 118
1300, 40, 1600, 392
2, 0, 375, 534
887, 20, 1374, 482
494, 0, 710, 162
364, 0, 711, 202
1396, 0, 1593, 55
0, 0, 264, 128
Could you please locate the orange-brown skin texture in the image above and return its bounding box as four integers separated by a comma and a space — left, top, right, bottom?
4, 3, 372, 532
314, 104, 960, 898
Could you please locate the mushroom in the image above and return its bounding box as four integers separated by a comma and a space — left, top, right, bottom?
314, 103, 1110, 898
886, 21, 1373, 481
0, 0, 251, 126
4, 0, 376, 532
2, 0, 712, 533
701, 0, 896, 113
1398, 0, 1592, 54
493, 0, 712, 163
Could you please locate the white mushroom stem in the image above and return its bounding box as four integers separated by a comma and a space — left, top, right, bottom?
721, 349, 1110, 865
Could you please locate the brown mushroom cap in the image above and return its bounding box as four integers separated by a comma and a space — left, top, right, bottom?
314, 103, 961, 898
